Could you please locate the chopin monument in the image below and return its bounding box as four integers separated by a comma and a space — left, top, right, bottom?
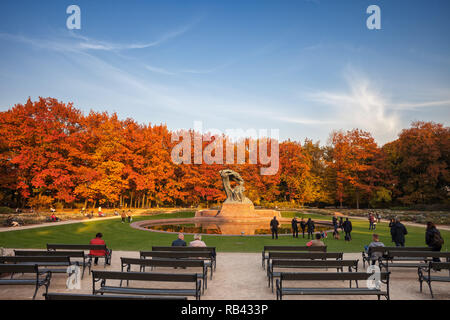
195, 170, 281, 221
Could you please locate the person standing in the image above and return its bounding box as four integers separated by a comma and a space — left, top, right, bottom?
425, 222, 444, 262
127, 210, 132, 223
368, 213, 375, 230
291, 217, 299, 238
306, 218, 315, 239
121, 210, 127, 223
270, 216, 279, 240
300, 218, 306, 238
339, 217, 344, 231
391, 218, 408, 247
332, 215, 338, 230
343, 218, 352, 241
389, 218, 395, 243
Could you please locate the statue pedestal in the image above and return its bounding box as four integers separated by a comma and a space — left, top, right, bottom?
195, 203, 281, 220
218, 202, 256, 218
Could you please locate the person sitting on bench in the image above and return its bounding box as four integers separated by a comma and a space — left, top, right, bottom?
89, 233, 109, 265
307, 233, 325, 247
172, 233, 187, 246
366, 233, 385, 265
189, 234, 207, 247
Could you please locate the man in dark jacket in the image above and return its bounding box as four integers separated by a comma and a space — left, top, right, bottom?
391, 219, 408, 247
300, 218, 306, 238
291, 217, 299, 238
270, 216, 279, 239
172, 233, 187, 246
343, 218, 352, 241
306, 218, 315, 239
426, 222, 443, 262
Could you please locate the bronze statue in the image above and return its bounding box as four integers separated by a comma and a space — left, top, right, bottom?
219, 169, 252, 204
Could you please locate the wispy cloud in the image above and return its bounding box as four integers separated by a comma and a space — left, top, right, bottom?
392, 99, 450, 110
305, 68, 401, 144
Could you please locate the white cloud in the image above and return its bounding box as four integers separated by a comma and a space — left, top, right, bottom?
306, 69, 401, 144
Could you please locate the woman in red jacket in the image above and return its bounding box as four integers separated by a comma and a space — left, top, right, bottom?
89, 233, 108, 265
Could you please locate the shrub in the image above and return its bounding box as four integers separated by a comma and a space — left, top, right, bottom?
0, 207, 13, 214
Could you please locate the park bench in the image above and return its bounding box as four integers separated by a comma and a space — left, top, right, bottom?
14, 250, 90, 278
379, 251, 450, 273
44, 292, 187, 300
362, 246, 432, 268
152, 246, 217, 270
140, 251, 214, 278
267, 252, 343, 268
267, 259, 359, 292
47, 243, 112, 267
0, 256, 74, 276
0, 264, 51, 300
92, 270, 202, 300
121, 257, 208, 292
275, 272, 390, 300
261, 246, 327, 268
418, 262, 450, 298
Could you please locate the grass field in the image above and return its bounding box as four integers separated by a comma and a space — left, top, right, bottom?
0, 211, 449, 253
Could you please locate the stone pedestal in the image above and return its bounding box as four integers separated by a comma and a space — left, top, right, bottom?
195, 203, 281, 220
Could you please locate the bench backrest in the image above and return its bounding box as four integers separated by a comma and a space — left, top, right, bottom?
92, 271, 198, 282
268, 252, 343, 260
121, 257, 205, 268
0, 264, 38, 274
15, 250, 85, 258
279, 272, 389, 282
44, 293, 187, 300
140, 251, 212, 259
263, 246, 327, 253
0, 256, 70, 264
271, 259, 358, 268
47, 244, 107, 251
429, 262, 450, 270
370, 246, 433, 253
387, 251, 450, 258
152, 246, 216, 253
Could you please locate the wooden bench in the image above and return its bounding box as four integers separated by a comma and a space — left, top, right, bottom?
418, 262, 450, 298
44, 292, 187, 300
121, 257, 208, 292
0, 256, 74, 276
152, 246, 217, 270
47, 243, 112, 267
14, 250, 90, 278
379, 251, 450, 272
0, 264, 51, 299
140, 251, 214, 278
267, 259, 359, 292
362, 246, 432, 268
92, 270, 202, 300
267, 252, 343, 268
262, 246, 327, 268
275, 272, 390, 300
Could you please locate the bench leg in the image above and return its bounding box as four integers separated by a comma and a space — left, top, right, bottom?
32, 283, 39, 300
427, 281, 434, 299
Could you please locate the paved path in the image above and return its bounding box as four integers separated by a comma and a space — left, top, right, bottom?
0, 249, 449, 300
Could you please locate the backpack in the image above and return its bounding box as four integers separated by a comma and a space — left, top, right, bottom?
432, 230, 444, 246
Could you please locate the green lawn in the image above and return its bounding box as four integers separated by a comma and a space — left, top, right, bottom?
0, 211, 449, 253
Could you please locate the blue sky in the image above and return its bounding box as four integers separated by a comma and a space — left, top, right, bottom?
0, 0, 449, 145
